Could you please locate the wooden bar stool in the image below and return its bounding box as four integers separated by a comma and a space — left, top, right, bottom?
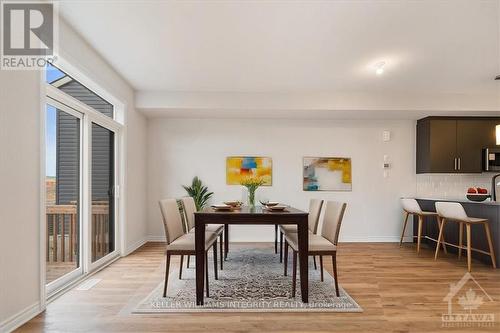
400, 198, 447, 254
435, 202, 496, 272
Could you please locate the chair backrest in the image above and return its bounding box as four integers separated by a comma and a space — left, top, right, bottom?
401, 198, 422, 214
308, 199, 323, 234
159, 198, 186, 244
435, 202, 468, 221
181, 196, 197, 231
321, 201, 347, 246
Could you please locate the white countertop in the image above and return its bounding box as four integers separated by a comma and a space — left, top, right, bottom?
415, 197, 500, 206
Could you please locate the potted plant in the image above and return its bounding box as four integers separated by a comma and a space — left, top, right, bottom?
182, 176, 213, 211
240, 176, 265, 207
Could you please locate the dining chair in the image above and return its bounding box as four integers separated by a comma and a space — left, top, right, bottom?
159, 198, 219, 297
181, 197, 225, 269
278, 199, 323, 264
435, 201, 496, 272
400, 198, 447, 254
284, 201, 347, 297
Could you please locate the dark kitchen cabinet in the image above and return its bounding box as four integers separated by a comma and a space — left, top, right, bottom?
416, 117, 500, 174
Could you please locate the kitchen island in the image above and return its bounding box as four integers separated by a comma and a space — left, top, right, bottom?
414, 198, 499, 268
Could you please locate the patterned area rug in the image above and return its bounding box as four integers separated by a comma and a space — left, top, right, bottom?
133, 248, 362, 312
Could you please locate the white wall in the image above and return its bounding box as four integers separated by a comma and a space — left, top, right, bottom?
147, 118, 416, 242
0, 19, 147, 331
0, 70, 43, 331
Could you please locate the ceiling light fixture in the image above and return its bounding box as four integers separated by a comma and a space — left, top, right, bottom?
374, 61, 385, 75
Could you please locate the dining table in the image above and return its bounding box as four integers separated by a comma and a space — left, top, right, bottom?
194, 205, 309, 305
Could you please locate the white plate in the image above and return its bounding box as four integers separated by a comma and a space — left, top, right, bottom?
212, 204, 232, 210
267, 205, 287, 211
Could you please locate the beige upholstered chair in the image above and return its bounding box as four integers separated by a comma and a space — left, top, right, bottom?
435, 202, 496, 272
400, 198, 447, 254
181, 197, 225, 269
159, 198, 219, 297
278, 199, 323, 264
284, 201, 347, 297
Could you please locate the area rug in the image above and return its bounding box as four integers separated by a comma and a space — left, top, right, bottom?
132, 248, 362, 313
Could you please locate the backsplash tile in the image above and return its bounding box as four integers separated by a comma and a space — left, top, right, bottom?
416, 174, 494, 200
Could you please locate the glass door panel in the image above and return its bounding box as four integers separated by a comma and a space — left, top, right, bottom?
91, 123, 115, 262
45, 104, 81, 285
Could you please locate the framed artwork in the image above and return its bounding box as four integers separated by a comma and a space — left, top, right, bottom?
226, 156, 272, 186
303, 157, 352, 191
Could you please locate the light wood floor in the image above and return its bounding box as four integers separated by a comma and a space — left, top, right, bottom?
18, 242, 500, 333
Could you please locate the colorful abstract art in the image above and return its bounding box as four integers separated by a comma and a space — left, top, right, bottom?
303, 157, 352, 191
226, 156, 272, 186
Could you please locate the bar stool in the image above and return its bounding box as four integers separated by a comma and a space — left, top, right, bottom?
435, 202, 496, 272
400, 198, 447, 254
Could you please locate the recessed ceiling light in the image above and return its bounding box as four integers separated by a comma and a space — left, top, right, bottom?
374, 61, 385, 75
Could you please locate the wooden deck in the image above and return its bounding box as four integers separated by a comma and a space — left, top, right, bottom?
20, 242, 500, 333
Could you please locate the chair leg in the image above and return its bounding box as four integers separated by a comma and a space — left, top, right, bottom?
417, 215, 423, 254
163, 253, 171, 297
458, 222, 463, 260
313, 256, 317, 270
219, 233, 223, 270
205, 252, 209, 297
319, 255, 324, 282
466, 223, 472, 272
284, 239, 288, 276
291, 250, 297, 297
483, 222, 497, 269
213, 240, 218, 280
400, 212, 409, 247
275, 224, 278, 254
186, 255, 190, 268
332, 253, 339, 297
279, 230, 283, 263
179, 255, 184, 279
434, 218, 446, 260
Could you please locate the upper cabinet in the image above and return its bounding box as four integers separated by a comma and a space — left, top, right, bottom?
416, 117, 499, 174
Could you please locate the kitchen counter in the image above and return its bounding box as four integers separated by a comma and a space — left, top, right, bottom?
413, 198, 499, 268
415, 197, 500, 206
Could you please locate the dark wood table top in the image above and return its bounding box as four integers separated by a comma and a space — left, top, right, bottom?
196, 205, 307, 215
194, 205, 308, 224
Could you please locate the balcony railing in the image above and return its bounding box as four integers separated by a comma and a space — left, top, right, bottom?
46, 202, 110, 263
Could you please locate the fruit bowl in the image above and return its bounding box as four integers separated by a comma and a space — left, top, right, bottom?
466, 194, 490, 202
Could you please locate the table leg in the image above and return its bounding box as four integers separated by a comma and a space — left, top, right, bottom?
224, 224, 229, 260
195, 219, 206, 305
297, 218, 309, 303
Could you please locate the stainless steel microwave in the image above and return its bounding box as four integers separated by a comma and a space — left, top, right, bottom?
484, 148, 500, 171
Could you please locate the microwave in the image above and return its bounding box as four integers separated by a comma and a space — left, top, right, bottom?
484, 148, 500, 171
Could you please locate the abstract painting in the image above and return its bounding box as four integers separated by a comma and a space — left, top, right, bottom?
226, 156, 272, 186
303, 157, 352, 191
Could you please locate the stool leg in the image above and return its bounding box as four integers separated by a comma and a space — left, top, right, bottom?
458, 222, 463, 260
400, 212, 409, 247
434, 218, 446, 260
466, 223, 472, 272
438, 216, 448, 254
484, 222, 497, 269
417, 215, 423, 254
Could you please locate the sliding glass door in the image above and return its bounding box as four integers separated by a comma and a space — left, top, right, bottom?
45, 102, 83, 293
91, 123, 116, 262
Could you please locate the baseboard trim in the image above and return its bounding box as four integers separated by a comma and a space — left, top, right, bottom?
145, 235, 408, 243
124, 237, 148, 255
0, 301, 41, 333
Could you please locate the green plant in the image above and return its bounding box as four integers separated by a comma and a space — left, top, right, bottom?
182, 176, 214, 211
240, 176, 265, 206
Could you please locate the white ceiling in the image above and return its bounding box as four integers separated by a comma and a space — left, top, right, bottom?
60, 0, 500, 116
